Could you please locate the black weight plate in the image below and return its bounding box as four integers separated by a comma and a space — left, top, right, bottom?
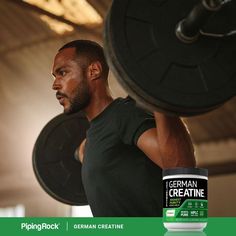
33, 112, 89, 205
104, 0, 236, 116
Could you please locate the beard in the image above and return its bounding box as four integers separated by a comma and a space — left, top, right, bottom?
64, 79, 91, 115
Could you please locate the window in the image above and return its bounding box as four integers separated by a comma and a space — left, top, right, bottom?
71, 205, 93, 217
0, 204, 25, 217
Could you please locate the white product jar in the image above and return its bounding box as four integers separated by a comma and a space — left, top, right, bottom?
163, 168, 208, 231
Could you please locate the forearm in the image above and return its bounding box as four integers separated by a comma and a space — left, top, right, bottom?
154, 112, 196, 169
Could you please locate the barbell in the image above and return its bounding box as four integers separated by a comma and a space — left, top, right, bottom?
104, 0, 236, 116
33, 0, 236, 205
33, 112, 89, 205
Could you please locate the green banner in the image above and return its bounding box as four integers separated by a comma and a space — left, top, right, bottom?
0, 217, 235, 235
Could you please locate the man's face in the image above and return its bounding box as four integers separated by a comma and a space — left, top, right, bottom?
52, 47, 90, 114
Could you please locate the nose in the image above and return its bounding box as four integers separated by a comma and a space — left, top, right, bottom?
52, 77, 62, 91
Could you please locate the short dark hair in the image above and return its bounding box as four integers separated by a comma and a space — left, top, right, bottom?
59, 40, 109, 79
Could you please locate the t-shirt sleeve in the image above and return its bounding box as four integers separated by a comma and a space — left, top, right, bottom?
116, 99, 156, 145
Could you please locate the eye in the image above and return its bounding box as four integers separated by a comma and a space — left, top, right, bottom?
59, 70, 66, 76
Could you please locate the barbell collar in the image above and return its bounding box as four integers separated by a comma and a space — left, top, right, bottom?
176, 0, 222, 43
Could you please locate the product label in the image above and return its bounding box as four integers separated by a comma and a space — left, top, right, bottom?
163, 177, 208, 222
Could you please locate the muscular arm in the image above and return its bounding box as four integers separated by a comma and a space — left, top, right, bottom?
137, 112, 196, 169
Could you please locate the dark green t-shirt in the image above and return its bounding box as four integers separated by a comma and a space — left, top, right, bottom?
81, 97, 162, 216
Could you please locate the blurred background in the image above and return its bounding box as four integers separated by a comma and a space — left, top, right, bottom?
0, 0, 235, 217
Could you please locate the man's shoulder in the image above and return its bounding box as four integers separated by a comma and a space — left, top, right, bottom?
114, 96, 153, 119
115, 96, 137, 110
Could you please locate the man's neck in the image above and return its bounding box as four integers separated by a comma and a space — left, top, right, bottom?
84, 94, 114, 122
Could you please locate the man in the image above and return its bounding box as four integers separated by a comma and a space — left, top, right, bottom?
52, 40, 195, 216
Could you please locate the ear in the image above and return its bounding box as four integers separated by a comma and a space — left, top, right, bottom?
87, 61, 102, 81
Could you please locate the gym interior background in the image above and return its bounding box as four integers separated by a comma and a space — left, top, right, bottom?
0, 0, 235, 217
